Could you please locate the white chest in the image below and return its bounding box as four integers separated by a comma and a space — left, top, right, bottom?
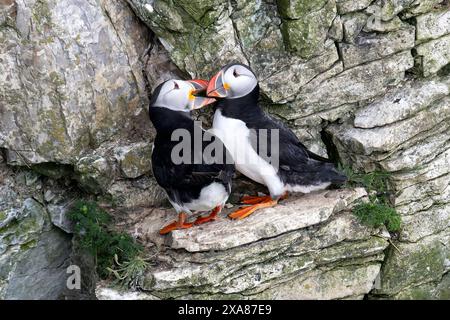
212, 110, 285, 197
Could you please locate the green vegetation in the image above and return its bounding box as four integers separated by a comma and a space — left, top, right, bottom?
339, 164, 391, 196
339, 165, 401, 232
353, 202, 401, 232
68, 201, 148, 287
108, 254, 150, 289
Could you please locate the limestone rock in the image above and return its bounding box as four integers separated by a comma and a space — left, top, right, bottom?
292, 51, 414, 118
364, 16, 408, 32
400, 204, 450, 242
402, 0, 447, 18
258, 263, 382, 300
395, 173, 450, 214
112, 188, 389, 299
0, 198, 47, 257
342, 12, 368, 43
259, 42, 340, 103
336, 0, 373, 14
3, 228, 71, 299
106, 176, 167, 209
354, 79, 449, 129
279, 0, 337, 58
169, 188, 368, 252
416, 7, 450, 42
0, 0, 151, 165
372, 230, 450, 297
128, 0, 247, 78
0, 192, 71, 299
75, 155, 113, 194
1, 0, 449, 301
277, 0, 330, 18
0, 0, 16, 26
389, 272, 450, 299
329, 96, 450, 155
144, 40, 185, 89
47, 203, 73, 234
416, 34, 450, 76
339, 26, 415, 68
329, 15, 344, 41
367, 0, 416, 21
114, 142, 152, 179
96, 284, 159, 300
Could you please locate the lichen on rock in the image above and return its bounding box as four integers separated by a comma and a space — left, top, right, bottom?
1, 0, 450, 300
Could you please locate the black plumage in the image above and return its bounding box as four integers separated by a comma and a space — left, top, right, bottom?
149, 83, 234, 214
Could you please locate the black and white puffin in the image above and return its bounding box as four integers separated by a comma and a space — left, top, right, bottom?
149, 79, 235, 234
206, 63, 347, 220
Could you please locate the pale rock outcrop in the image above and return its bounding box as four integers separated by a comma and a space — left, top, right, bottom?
0, 163, 72, 299
327, 75, 450, 298
0, 0, 151, 166
1, 0, 449, 299
96, 188, 390, 300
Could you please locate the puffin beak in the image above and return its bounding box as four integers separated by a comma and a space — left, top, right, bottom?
187, 79, 209, 92
187, 79, 216, 110
206, 70, 228, 98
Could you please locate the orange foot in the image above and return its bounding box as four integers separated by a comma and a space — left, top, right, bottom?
229, 198, 278, 220
159, 212, 193, 235
240, 195, 271, 205
194, 205, 222, 225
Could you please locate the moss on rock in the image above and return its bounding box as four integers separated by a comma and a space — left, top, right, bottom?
279, 0, 337, 58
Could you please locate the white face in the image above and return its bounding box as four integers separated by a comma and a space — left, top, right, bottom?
151, 79, 215, 112
152, 80, 194, 112
207, 64, 258, 99
223, 65, 258, 99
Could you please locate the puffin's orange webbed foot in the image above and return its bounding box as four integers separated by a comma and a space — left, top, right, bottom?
229, 198, 278, 220
240, 195, 271, 205
159, 212, 193, 235
194, 206, 222, 225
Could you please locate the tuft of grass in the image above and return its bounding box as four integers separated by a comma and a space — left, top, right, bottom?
107, 254, 150, 289
353, 202, 401, 232
68, 201, 147, 286
339, 164, 401, 233
339, 164, 391, 195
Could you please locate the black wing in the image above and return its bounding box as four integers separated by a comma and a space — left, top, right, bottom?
151, 113, 234, 205
245, 112, 346, 186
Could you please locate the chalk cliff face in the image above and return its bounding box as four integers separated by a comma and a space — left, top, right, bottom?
1, 0, 449, 299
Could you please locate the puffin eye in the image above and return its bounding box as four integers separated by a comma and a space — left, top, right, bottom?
173, 82, 180, 90
233, 69, 239, 78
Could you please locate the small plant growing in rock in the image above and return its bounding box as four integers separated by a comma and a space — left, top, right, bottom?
353, 202, 401, 232
339, 165, 401, 233
107, 254, 150, 289
339, 164, 391, 196
68, 200, 148, 287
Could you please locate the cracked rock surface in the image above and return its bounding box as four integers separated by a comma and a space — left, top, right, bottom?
1, 0, 450, 299
110, 188, 389, 299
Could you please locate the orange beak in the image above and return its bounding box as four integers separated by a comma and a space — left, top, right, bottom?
187, 79, 209, 92
206, 70, 228, 98
187, 79, 216, 109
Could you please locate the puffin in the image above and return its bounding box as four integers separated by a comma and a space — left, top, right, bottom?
149, 79, 235, 234
206, 63, 347, 220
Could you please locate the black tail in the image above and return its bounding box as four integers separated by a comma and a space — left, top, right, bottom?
322, 164, 347, 186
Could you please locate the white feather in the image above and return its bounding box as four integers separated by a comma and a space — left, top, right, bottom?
172, 182, 229, 215
285, 182, 331, 193
212, 110, 285, 198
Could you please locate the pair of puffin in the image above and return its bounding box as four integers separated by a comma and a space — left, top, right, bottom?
149, 63, 346, 234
